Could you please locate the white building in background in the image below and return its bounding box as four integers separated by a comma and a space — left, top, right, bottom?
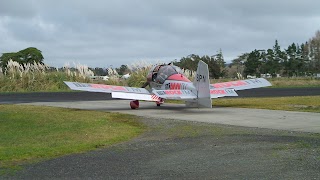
122, 73, 130, 79
261, 73, 272, 78
90, 75, 109, 81
247, 73, 281, 79
246, 75, 256, 79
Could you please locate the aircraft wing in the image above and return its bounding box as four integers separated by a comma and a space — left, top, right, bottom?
64, 81, 150, 94
64, 81, 163, 102
211, 78, 271, 91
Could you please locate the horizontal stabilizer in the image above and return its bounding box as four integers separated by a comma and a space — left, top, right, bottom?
112, 92, 161, 101
152, 90, 197, 100
210, 88, 238, 98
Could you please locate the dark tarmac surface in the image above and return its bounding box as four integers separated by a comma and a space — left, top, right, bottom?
1, 88, 320, 179
236, 87, 320, 97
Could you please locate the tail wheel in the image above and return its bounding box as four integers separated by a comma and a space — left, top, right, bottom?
130, 100, 139, 109
156, 98, 164, 107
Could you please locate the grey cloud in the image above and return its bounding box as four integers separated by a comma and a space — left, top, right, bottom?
0, 0, 320, 67
0, 0, 37, 18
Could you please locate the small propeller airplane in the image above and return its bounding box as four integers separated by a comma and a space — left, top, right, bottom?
64, 60, 271, 109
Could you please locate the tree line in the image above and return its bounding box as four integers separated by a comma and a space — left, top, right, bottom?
228, 30, 320, 78
1, 30, 320, 79
172, 49, 226, 79
173, 30, 320, 78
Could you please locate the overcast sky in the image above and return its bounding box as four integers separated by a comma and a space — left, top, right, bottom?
0, 0, 319, 68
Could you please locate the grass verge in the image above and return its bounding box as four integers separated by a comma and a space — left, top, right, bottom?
210, 77, 320, 88
0, 105, 145, 173
268, 77, 320, 88
213, 96, 320, 113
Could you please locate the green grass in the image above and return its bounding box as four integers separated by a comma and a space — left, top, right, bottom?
0, 105, 145, 170
269, 77, 320, 88
211, 77, 320, 88
213, 96, 320, 113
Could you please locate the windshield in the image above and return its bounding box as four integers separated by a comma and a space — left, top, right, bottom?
154, 65, 182, 84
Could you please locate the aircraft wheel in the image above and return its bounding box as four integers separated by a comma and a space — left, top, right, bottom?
156, 101, 161, 107
130, 100, 139, 109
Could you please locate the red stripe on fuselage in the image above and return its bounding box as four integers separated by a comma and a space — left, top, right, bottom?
167, 74, 191, 82
164, 90, 182, 95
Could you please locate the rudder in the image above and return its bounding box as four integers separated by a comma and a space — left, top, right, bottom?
185, 60, 212, 108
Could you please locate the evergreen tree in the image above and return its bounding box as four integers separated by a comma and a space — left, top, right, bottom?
116, 64, 129, 75
285, 43, 300, 76
215, 49, 226, 77
261, 49, 273, 75
258, 40, 285, 77
90, 67, 107, 76
296, 44, 305, 76
272, 40, 283, 76
201, 55, 220, 78
244, 50, 262, 77
174, 51, 226, 79
174, 54, 200, 71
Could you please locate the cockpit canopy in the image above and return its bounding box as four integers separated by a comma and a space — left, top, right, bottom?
147, 64, 184, 84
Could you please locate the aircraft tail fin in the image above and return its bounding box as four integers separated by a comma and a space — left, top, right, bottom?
185, 60, 212, 108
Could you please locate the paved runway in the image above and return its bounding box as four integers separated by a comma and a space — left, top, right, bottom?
24, 99, 320, 133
